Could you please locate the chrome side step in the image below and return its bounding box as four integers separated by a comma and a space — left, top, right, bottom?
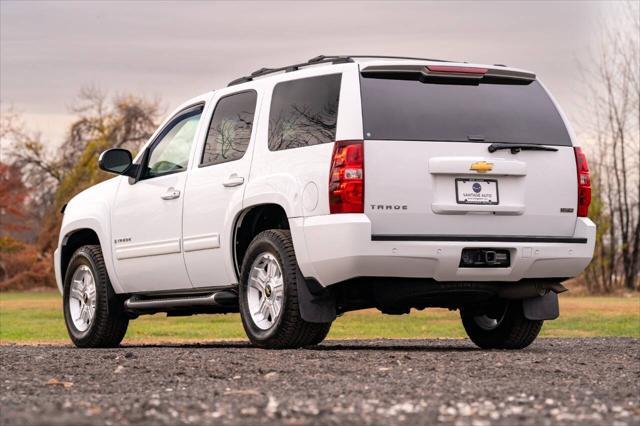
124, 290, 238, 313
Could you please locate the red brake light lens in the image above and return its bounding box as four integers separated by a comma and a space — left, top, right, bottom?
574, 147, 591, 217
425, 65, 488, 75
329, 140, 364, 214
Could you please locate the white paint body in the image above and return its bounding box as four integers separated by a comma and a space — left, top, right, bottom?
54, 59, 596, 295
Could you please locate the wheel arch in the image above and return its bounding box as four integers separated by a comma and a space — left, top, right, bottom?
232, 203, 290, 279
60, 228, 101, 285
58, 217, 123, 294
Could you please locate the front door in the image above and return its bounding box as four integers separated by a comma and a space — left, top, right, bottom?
111, 104, 204, 292
182, 90, 259, 288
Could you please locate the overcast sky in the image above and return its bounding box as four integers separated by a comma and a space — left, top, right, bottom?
0, 1, 624, 149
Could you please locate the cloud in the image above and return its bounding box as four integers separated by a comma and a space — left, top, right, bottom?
0, 0, 608, 145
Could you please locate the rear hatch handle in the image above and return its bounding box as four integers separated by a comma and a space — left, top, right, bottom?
488, 143, 559, 154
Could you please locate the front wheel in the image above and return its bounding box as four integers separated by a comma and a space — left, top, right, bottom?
63, 245, 129, 348
461, 300, 543, 349
239, 230, 332, 349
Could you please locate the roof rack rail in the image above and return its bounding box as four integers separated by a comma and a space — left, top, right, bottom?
227, 54, 458, 86
227, 56, 353, 86
308, 54, 457, 63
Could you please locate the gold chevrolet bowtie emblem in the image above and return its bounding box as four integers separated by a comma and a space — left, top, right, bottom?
470, 161, 494, 173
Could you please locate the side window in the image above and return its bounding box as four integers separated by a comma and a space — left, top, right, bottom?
144, 106, 203, 178
268, 74, 341, 151
201, 91, 257, 166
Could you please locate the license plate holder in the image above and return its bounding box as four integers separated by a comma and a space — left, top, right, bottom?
455, 178, 499, 205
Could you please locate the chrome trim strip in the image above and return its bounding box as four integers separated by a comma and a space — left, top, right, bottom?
115, 239, 181, 260
183, 234, 220, 252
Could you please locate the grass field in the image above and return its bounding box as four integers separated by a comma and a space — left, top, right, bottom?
1, 291, 638, 344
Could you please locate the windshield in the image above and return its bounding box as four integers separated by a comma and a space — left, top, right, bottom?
360, 75, 572, 146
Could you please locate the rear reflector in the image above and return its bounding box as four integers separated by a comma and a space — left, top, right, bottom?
574, 147, 591, 217
426, 65, 488, 75
329, 140, 364, 214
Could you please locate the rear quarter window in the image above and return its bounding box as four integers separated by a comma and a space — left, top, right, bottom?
268, 74, 341, 151
360, 76, 572, 146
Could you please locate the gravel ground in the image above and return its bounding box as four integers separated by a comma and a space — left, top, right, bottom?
1, 338, 639, 426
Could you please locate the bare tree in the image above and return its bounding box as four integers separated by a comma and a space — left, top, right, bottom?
584, 1, 640, 291
3, 89, 162, 252
1, 109, 63, 213
268, 101, 338, 150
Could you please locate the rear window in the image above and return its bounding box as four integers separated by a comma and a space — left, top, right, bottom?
360, 76, 572, 146
201, 90, 257, 167
268, 74, 341, 151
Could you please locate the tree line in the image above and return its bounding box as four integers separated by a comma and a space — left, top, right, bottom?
1, 88, 161, 289
582, 4, 639, 292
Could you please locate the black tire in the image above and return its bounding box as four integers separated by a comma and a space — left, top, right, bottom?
239, 230, 332, 349
306, 324, 332, 346
461, 301, 543, 349
63, 245, 129, 348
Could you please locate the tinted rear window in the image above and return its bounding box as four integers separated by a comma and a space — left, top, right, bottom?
201, 90, 257, 167
269, 74, 341, 151
360, 76, 572, 146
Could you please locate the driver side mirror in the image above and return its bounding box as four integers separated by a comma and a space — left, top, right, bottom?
98, 148, 136, 176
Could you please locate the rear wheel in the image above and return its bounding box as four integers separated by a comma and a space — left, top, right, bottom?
239, 230, 332, 349
461, 300, 542, 349
306, 323, 332, 346
63, 245, 129, 348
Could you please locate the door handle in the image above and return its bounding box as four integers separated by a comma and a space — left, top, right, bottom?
161, 187, 181, 200
222, 174, 245, 188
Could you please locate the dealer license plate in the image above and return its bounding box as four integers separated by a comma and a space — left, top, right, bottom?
455, 178, 499, 205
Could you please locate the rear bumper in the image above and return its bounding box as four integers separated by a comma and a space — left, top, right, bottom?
292, 215, 595, 287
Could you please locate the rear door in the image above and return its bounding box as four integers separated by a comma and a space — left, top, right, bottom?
360, 65, 577, 239
182, 89, 259, 288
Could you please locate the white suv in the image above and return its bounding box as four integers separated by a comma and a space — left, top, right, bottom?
54, 55, 595, 349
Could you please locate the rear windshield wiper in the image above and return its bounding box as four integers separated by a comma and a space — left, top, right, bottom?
488, 143, 559, 154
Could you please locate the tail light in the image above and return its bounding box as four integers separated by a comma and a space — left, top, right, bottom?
425, 65, 488, 75
574, 147, 591, 217
329, 140, 364, 213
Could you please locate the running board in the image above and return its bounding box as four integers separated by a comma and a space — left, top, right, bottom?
124, 290, 238, 314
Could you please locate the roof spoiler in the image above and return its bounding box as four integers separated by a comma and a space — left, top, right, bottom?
361, 64, 536, 82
